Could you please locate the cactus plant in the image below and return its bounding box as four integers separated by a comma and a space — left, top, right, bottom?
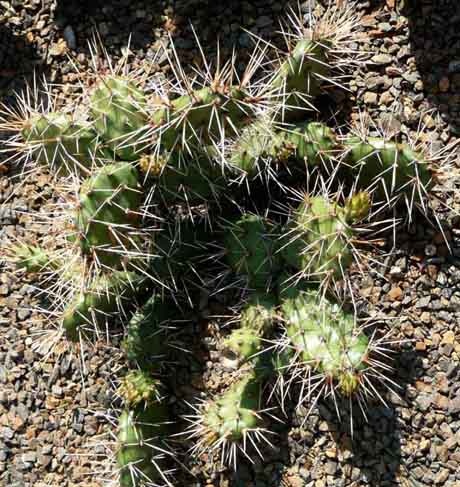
116, 371, 171, 487
122, 294, 180, 371
223, 213, 280, 290
343, 136, 434, 211
223, 293, 278, 361
90, 76, 149, 161
280, 288, 371, 400
186, 364, 274, 468
63, 270, 144, 341
229, 120, 337, 177
280, 195, 352, 282
73, 162, 144, 268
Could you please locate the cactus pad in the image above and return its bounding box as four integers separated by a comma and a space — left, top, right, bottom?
344, 137, 433, 205
21, 113, 102, 176
91, 76, 148, 160
74, 162, 142, 267
281, 195, 353, 281
281, 289, 369, 396
224, 294, 277, 360
223, 214, 279, 290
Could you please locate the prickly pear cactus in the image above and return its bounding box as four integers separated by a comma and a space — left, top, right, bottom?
152, 85, 253, 152
280, 195, 355, 281
116, 400, 169, 487
344, 137, 433, 206
281, 289, 369, 396
122, 294, 177, 370
229, 121, 336, 176
21, 112, 102, 176
224, 294, 278, 360
223, 214, 279, 290
90, 76, 148, 160
270, 38, 331, 117
73, 162, 142, 267
63, 270, 142, 341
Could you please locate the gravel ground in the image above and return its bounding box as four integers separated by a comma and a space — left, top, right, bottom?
1, 0, 460, 486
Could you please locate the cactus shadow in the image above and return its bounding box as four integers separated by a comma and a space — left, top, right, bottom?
316, 347, 423, 487
402, 0, 460, 136
367, 0, 460, 136
0, 24, 42, 100
53, 0, 294, 56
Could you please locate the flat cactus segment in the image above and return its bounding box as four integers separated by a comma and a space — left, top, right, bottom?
118, 370, 162, 407
344, 137, 433, 204
223, 214, 279, 290
229, 121, 336, 176
90, 76, 148, 160
75, 162, 142, 266
116, 405, 169, 487
269, 39, 331, 119
62, 270, 142, 341
272, 39, 330, 97
155, 156, 224, 205
282, 122, 337, 167
152, 86, 252, 151
281, 290, 369, 396
122, 294, 178, 370
203, 371, 262, 443
280, 195, 353, 281
21, 112, 102, 176
224, 294, 278, 360
228, 120, 279, 174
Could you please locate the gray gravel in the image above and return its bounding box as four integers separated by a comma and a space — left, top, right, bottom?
1, 0, 460, 486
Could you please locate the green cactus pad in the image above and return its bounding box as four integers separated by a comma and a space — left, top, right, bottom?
203, 371, 262, 443
281, 122, 337, 167
62, 271, 142, 341
270, 39, 330, 119
117, 404, 168, 487
122, 294, 178, 370
152, 86, 251, 151
91, 76, 148, 160
118, 370, 162, 407
74, 162, 142, 267
281, 289, 369, 395
344, 137, 433, 203
224, 294, 278, 360
281, 195, 353, 280
229, 121, 336, 176
223, 214, 279, 290
21, 113, 102, 176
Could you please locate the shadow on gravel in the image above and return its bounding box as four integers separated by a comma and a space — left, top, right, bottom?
369, 0, 460, 136
54, 0, 293, 59
403, 0, 460, 136
317, 347, 423, 486
0, 24, 41, 98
